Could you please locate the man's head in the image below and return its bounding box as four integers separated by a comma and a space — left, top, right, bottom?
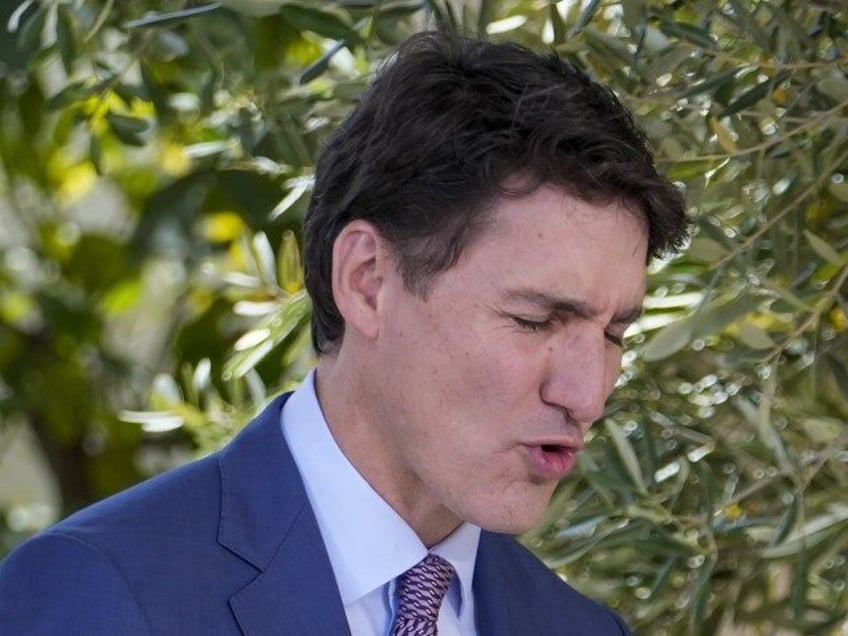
304, 31, 687, 355
303, 32, 688, 540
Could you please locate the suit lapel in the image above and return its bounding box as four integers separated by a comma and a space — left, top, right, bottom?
472, 531, 519, 636
217, 394, 351, 636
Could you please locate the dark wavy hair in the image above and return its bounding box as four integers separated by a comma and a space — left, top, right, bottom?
303, 31, 688, 354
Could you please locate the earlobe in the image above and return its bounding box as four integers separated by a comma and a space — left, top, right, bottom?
331, 221, 386, 341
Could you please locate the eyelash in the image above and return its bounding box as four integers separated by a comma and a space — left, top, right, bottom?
512, 316, 553, 332
512, 316, 626, 347
605, 333, 625, 348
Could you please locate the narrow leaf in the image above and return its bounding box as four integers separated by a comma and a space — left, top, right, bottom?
279, 5, 361, 44
690, 559, 715, 630
300, 38, 347, 84
251, 232, 278, 287
722, 72, 789, 117
643, 317, 693, 361
604, 421, 646, 494
571, 0, 602, 36
223, 291, 310, 379
56, 5, 77, 74
548, 3, 566, 44
277, 230, 304, 294
658, 19, 717, 49
17, 5, 45, 54
763, 505, 848, 558
736, 322, 774, 349
124, 3, 222, 29
270, 177, 312, 220
804, 230, 846, 266
710, 116, 738, 153
678, 68, 739, 99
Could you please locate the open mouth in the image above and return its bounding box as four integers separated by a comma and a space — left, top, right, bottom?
527, 444, 577, 480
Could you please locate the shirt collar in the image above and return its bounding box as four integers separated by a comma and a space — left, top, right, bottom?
281, 371, 480, 613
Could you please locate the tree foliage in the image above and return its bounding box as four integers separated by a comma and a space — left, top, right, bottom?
0, 1, 846, 633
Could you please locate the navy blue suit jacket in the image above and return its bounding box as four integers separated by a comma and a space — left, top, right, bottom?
0, 394, 630, 634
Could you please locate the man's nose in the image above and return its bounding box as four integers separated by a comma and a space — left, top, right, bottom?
540, 330, 612, 428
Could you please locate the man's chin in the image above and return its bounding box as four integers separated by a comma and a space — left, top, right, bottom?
470, 501, 552, 536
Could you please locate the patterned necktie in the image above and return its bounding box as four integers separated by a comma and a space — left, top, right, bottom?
391, 554, 456, 636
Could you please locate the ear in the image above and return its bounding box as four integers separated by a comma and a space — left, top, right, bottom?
331, 220, 390, 342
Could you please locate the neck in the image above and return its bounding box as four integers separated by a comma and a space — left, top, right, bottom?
315, 354, 462, 546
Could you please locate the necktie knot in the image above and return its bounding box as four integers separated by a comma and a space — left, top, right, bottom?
391, 554, 455, 635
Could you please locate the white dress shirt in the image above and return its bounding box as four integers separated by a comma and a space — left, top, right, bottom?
281, 371, 481, 635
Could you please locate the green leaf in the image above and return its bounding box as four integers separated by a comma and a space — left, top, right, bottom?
279, 4, 362, 45
770, 495, 799, 546
800, 417, 843, 444
687, 237, 728, 262
570, 0, 602, 36
106, 113, 150, 135
223, 290, 310, 379
124, 4, 223, 29
830, 180, 848, 203
665, 159, 721, 180
604, 420, 646, 494
15, 3, 45, 52
763, 505, 848, 559
693, 295, 762, 339
762, 281, 813, 312
83, 0, 114, 42
107, 113, 148, 146
251, 232, 278, 287
722, 72, 789, 117
56, 5, 77, 74
648, 556, 678, 599
736, 322, 774, 350
678, 68, 738, 99
657, 19, 717, 49
804, 230, 846, 266
270, 177, 311, 220
277, 231, 303, 294
643, 316, 693, 361
816, 76, 848, 103
300, 38, 347, 84
45, 81, 96, 110
548, 3, 566, 44
690, 559, 716, 630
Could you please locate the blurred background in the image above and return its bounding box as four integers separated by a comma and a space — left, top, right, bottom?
0, 1, 846, 634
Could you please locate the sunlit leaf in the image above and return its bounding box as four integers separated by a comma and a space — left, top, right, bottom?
643, 316, 694, 361
277, 230, 303, 294
223, 290, 310, 379
763, 505, 848, 559
604, 421, 647, 494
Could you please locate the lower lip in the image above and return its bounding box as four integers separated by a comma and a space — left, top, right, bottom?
526, 445, 578, 481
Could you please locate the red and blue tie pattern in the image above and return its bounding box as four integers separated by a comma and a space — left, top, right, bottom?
391, 554, 456, 636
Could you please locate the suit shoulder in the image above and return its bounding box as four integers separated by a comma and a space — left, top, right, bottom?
479, 532, 630, 634
0, 530, 152, 634
53, 451, 221, 541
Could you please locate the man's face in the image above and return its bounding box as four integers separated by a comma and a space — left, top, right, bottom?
369, 184, 649, 536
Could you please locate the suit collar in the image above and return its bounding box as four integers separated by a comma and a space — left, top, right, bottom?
217, 394, 351, 635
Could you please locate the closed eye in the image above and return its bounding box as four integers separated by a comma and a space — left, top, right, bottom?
605, 332, 625, 347
512, 316, 553, 332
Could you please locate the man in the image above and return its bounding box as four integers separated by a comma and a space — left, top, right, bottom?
0, 32, 687, 634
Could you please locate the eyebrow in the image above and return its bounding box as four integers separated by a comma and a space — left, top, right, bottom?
502, 289, 643, 325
